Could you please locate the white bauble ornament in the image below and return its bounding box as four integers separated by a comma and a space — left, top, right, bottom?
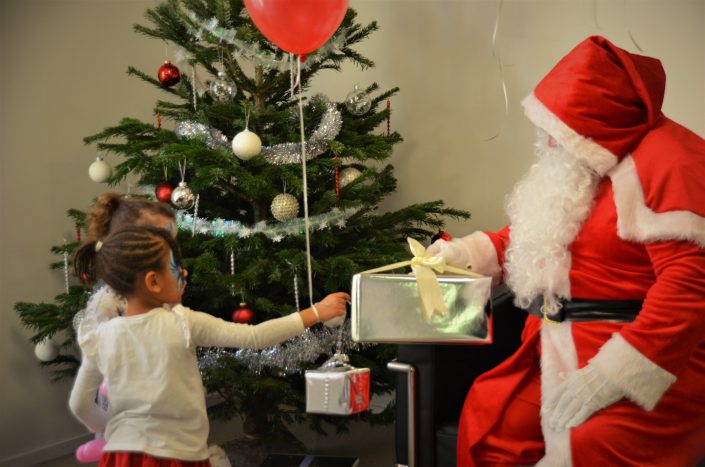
231, 129, 262, 160
88, 157, 113, 183
344, 85, 372, 116
34, 337, 59, 362
339, 167, 362, 187
209, 71, 236, 102
270, 193, 299, 222
171, 181, 196, 209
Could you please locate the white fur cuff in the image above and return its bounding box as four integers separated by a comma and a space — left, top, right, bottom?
591, 333, 676, 410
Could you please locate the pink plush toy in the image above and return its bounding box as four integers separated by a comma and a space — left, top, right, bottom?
75, 437, 106, 463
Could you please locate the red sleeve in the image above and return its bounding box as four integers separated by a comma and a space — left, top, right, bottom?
483, 225, 511, 266
618, 240, 705, 377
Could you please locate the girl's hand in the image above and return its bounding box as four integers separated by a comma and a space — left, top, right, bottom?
315, 291, 350, 324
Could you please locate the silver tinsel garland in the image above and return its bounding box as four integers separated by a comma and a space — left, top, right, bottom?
174, 121, 230, 150
173, 95, 342, 165
197, 320, 368, 376
176, 206, 359, 241
260, 95, 342, 165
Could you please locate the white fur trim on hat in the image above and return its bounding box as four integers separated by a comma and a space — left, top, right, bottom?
609, 156, 705, 248
522, 93, 619, 176
590, 333, 676, 410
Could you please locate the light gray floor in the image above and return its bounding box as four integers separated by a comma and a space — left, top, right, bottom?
33, 415, 396, 467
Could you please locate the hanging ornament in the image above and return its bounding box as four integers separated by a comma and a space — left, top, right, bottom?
339, 167, 362, 188
232, 302, 255, 324
231, 129, 262, 160
171, 161, 195, 209
171, 182, 195, 210
34, 337, 59, 362
155, 181, 174, 203
209, 71, 236, 102
334, 154, 341, 201
88, 157, 112, 183
270, 193, 299, 222
345, 84, 372, 116
386, 99, 391, 136
431, 229, 453, 243
158, 60, 181, 87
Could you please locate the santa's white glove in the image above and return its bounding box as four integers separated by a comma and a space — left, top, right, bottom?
425, 239, 472, 269
543, 362, 625, 431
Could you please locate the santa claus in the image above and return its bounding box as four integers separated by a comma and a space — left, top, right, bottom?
429, 35, 705, 466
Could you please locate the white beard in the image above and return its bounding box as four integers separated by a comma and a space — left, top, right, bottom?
504, 129, 601, 315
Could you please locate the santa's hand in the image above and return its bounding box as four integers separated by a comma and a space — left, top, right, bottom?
425, 239, 471, 269
543, 363, 624, 431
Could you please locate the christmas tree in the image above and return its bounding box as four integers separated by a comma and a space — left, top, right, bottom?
16, 0, 468, 449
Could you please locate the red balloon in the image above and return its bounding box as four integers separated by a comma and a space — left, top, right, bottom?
232, 303, 255, 324
244, 0, 349, 55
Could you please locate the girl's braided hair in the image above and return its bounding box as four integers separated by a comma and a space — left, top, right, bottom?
74, 226, 183, 297
86, 192, 175, 241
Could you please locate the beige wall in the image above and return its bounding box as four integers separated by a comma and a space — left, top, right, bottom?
1, 0, 703, 464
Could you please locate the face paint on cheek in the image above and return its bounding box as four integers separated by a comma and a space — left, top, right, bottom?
166, 221, 176, 237
169, 250, 184, 290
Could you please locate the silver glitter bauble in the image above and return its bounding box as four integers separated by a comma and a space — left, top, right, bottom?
270, 193, 299, 222
344, 85, 372, 116
209, 71, 236, 102
171, 181, 196, 209
88, 157, 112, 183
231, 129, 262, 160
339, 167, 362, 187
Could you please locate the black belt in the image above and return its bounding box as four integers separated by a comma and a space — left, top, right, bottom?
526, 296, 643, 323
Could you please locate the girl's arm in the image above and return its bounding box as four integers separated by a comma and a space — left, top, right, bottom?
182, 307, 306, 350
68, 358, 108, 433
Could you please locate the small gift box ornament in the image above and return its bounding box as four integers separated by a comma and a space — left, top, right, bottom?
305, 353, 370, 415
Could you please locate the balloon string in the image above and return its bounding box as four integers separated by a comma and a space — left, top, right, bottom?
297, 58, 315, 309
623, 0, 643, 51
592, 0, 603, 30
483, 0, 509, 142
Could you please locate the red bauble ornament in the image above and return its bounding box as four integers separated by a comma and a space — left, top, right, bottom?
232, 302, 255, 324
158, 61, 181, 87
431, 229, 453, 243
155, 181, 174, 203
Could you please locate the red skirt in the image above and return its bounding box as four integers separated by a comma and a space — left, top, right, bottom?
99, 452, 211, 467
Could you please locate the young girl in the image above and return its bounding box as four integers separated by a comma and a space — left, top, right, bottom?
73, 193, 180, 463
69, 226, 349, 466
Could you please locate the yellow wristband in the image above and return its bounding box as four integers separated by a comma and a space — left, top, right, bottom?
311, 304, 320, 323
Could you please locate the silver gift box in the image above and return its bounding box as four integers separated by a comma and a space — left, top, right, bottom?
351, 273, 493, 344
305, 366, 370, 415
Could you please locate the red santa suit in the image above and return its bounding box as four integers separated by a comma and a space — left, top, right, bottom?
447, 36, 705, 466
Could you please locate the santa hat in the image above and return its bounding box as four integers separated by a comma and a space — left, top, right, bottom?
522, 36, 666, 176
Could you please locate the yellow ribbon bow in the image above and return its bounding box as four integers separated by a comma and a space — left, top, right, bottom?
361, 238, 481, 322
